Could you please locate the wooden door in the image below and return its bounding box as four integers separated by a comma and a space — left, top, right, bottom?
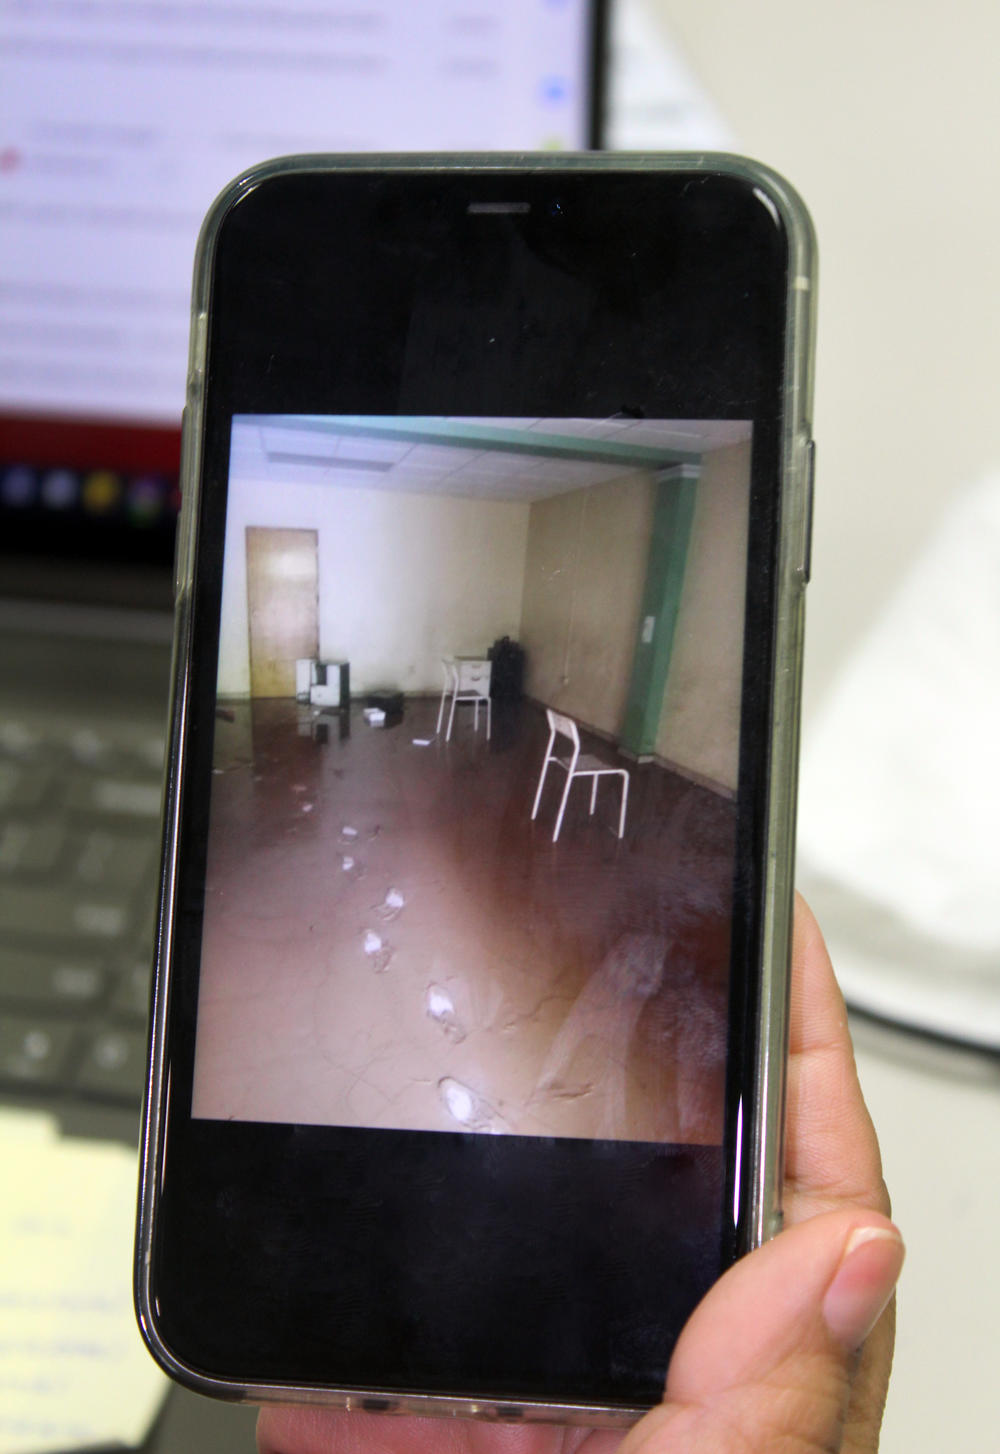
246, 527, 319, 697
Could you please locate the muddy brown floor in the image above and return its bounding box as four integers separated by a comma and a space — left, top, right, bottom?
193, 697, 735, 1144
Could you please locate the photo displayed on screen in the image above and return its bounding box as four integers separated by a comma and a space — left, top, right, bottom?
191, 414, 753, 1145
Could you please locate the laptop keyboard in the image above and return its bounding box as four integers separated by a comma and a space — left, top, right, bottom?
0, 687, 166, 1107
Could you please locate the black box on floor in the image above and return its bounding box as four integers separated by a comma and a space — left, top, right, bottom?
365, 690, 404, 715
365, 690, 404, 726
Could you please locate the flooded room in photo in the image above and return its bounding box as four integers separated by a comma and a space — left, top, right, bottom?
191, 415, 752, 1146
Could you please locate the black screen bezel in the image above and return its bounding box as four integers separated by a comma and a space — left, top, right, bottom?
149, 164, 789, 1411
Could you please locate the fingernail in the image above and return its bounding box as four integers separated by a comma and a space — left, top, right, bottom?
822, 1224, 905, 1351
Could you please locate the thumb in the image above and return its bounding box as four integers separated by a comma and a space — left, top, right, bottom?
620, 1211, 904, 1454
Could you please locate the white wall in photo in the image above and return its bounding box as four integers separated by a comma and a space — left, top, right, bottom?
217, 476, 530, 697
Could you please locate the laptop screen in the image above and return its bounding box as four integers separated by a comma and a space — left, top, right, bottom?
0, 0, 606, 597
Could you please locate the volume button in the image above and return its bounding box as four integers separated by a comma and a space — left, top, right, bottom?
801, 439, 816, 583
174, 405, 196, 599
186, 309, 208, 397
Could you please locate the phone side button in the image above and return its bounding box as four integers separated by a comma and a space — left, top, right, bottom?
801, 439, 816, 583
174, 404, 195, 600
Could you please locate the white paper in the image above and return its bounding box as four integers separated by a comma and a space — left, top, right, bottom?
0, 1116, 168, 1454
607, 0, 734, 151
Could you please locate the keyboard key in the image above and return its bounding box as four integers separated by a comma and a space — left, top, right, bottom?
72, 828, 156, 889
68, 727, 112, 766
0, 1015, 77, 1087
135, 735, 167, 774
74, 901, 129, 937
110, 959, 153, 1022
0, 948, 107, 1009
76, 1028, 148, 1101
53, 961, 107, 1003
0, 820, 68, 875
0, 884, 132, 941
65, 776, 162, 820
0, 721, 42, 756
0, 759, 53, 812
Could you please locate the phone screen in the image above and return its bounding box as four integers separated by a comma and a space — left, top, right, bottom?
145, 163, 800, 1413
193, 412, 749, 1147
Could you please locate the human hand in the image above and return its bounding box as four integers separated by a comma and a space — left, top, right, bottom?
257, 898, 902, 1454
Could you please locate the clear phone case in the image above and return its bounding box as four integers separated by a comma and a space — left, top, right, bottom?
136, 151, 816, 1425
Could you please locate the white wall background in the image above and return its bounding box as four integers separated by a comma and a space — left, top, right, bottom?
638, 6, 1000, 1450
646, 0, 1000, 722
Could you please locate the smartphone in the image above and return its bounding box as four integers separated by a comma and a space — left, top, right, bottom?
135, 154, 815, 1425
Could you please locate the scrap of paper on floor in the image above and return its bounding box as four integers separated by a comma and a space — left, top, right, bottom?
0, 1110, 167, 1454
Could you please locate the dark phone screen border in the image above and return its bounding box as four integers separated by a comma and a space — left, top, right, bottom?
152, 166, 788, 1409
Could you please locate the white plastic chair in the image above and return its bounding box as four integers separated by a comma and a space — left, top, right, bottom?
531, 708, 629, 842
435, 657, 492, 742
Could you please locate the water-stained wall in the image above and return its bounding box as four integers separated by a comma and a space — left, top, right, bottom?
518, 440, 751, 795
655, 439, 751, 794
518, 471, 654, 739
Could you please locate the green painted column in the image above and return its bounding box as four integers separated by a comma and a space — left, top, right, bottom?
620, 464, 700, 758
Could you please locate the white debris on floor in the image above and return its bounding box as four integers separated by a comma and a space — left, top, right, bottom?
375, 886, 405, 920
438, 1077, 500, 1133
426, 984, 466, 1043
362, 928, 392, 972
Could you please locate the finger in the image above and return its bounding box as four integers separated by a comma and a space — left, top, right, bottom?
618, 1210, 904, 1454
783, 897, 896, 1453
785, 896, 889, 1220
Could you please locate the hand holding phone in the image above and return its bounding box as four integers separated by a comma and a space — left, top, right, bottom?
137, 154, 818, 1422
256, 900, 903, 1453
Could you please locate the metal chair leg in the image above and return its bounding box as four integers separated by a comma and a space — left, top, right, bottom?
531, 730, 556, 820
617, 771, 629, 839
553, 772, 574, 842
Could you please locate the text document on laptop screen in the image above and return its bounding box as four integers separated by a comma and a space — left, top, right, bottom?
0, 0, 602, 434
